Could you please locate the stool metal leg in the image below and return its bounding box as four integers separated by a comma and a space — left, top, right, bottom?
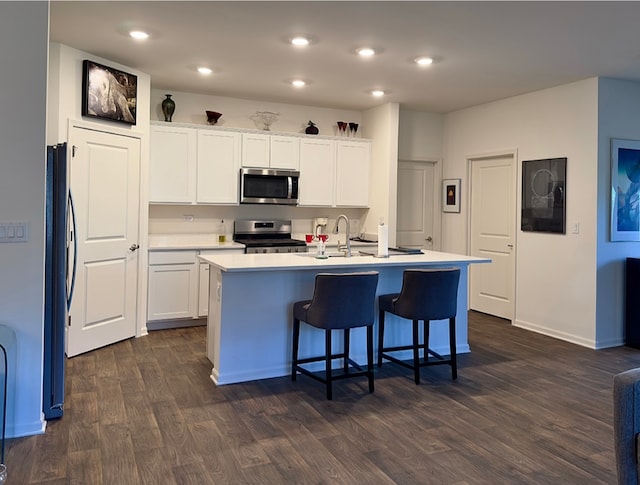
367, 325, 374, 393
292, 318, 300, 381
449, 317, 457, 380
412, 319, 420, 385
326, 329, 333, 400
344, 328, 350, 373
377, 310, 385, 367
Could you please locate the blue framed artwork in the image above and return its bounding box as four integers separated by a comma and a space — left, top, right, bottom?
611, 138, 640, 241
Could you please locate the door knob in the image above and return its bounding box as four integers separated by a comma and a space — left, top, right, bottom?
129, 243, 140, 252
426, 236, 433, 243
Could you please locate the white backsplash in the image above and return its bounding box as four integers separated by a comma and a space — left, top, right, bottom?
148, 205, 366, 239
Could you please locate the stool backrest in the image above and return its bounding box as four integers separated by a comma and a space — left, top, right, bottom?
393, 268, 461, 320
306, 271, 379, 329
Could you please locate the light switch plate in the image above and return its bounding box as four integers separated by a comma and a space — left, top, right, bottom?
0, 222, 28, 242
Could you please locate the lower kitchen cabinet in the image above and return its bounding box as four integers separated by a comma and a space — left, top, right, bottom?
148, 248, 244, 323
147, 251, 198, 321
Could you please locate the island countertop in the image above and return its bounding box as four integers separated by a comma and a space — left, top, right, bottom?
198, 250, 490, 273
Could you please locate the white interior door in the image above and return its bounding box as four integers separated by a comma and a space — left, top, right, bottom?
396, 160, 437, 250
469, 155, 516, 320
67, 126, 141, 357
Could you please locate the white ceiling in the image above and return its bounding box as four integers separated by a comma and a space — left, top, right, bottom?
49, 1, 640, 113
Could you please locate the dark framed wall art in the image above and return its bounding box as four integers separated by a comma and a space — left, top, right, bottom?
521, 157, 566, 234
611, 138, 640, 241
82, 60, 137, 125
442, 179, 461, 213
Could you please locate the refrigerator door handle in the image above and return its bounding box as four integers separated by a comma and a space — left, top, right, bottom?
67, 189, 77, 312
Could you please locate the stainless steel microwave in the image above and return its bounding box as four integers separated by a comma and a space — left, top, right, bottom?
240, 168, 300, 205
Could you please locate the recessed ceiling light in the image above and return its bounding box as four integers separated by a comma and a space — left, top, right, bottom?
129, 30, 149, 40
415, 56, 434, 66
371, 90, 385, 97
357, 47, 376, 57
197, 67, 213, 75
292, 79, 306, 88
291, 36, 310, 46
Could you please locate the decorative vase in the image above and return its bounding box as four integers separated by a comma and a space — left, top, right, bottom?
305, 120, 319, 135
161, 94, 175, 122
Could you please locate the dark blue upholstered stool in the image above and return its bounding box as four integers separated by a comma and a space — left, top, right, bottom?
378, 268, 460, 384
291, 271, 379, 400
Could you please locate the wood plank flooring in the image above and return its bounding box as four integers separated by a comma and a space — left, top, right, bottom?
8, 311, 640, 484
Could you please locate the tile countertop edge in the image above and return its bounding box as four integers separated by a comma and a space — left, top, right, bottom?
198, 251, 491, 273
148, 233, 245, 251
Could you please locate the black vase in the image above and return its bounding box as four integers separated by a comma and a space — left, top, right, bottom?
161, 94, 175, 122
305, 121, 319, 135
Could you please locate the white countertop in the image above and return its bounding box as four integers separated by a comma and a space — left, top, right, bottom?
148, 233, 245, 251
198, 250, 491, 273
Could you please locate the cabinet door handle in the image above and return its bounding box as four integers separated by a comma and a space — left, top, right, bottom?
129, 243, 140, 252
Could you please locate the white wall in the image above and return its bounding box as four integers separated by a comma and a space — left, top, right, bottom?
362, 103, 400, 244
0, 1, 49, 437
150, 89, 361, 137
596, 78, 640, 347
443, 79, 600, 347
398, 110, 443, 161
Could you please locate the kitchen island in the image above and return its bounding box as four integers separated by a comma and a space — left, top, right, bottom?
199, 251, 490, 385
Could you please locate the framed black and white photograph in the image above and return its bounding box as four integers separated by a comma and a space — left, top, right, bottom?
611, 138, 640, 241
82, 60, 137, 125
442, 179, 461, 213
521, 157, 566, 234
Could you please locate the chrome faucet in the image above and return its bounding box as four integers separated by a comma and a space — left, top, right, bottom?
332, 214, 352, 257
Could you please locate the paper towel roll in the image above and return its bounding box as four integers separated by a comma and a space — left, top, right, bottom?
377, 224, 389, 257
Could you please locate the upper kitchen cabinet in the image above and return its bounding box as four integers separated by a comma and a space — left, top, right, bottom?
149, 125, 197, 203
241, 133, 270, 168
335, 140, 371, 207
197, 130, 241, 204
240, 133, 300, 170
299, 138, 336, 206
270, 135, 299, 170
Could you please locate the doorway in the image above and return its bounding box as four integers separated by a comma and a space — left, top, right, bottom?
396, 160, 440, 250
468, 152, 516, 320
67, 124, 142, 357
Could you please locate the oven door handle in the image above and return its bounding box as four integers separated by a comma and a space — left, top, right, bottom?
287, 176, 293, 199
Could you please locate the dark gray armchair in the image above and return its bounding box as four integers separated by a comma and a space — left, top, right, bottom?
614, 368, 640, 484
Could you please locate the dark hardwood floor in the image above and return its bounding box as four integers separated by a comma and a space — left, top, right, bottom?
8, 311, 640, 484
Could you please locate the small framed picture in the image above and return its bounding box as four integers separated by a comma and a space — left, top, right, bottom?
611, 138, 640, 241
442, 179, 461, 213
81, 59, 137, 125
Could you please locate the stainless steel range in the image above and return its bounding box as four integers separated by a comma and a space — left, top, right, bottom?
233, 219, 309, 254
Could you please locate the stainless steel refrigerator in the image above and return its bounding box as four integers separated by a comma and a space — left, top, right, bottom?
43, 142, 76, 420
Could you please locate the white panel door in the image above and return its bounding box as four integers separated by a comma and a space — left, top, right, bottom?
396, 161, 436, 249
469, 155, 516, 320
241, 133, 270, 168
270, 135, 299, 170
67, 126, 140, 357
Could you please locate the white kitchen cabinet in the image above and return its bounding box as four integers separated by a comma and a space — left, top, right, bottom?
198, 249, 243, 317
299, 138, 336, 206
241, 133, 270, 168
149, 125, 197, 203
197, 130, 242, 204
270, 135, 300, 169
147, 251, 198, 321
335, 140, 371, 207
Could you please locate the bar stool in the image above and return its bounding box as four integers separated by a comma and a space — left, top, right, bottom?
377, 268, 460, 384
291, 271, 379, 400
